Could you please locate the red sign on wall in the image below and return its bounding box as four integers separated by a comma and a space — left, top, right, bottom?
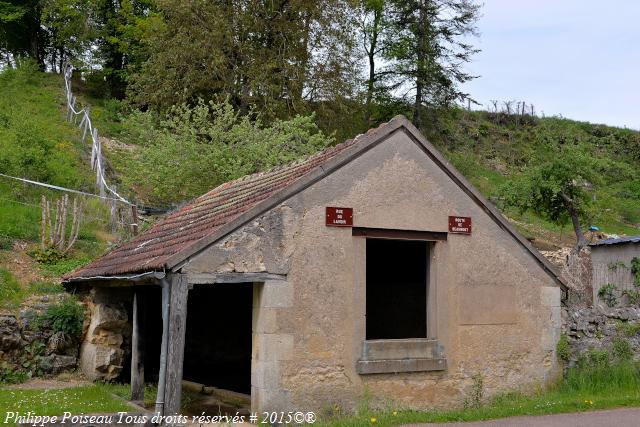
326, 207, 353, 227
449, 216, 472, 234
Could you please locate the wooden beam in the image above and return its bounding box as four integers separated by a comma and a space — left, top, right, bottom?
187, 272, 286, 285
352, 227, 447, 241
163, 274, 189, 416
130, 291, 144, 402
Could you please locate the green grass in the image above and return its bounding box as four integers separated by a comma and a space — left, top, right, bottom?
102, 383, 159, 408
429, 109, 640, 241
319, 362, 640, 426
39, 256, 93, 277
0, 269, 25, 308
0, 385, 132, 416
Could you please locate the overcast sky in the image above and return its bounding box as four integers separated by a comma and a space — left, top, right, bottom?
463, 0, 640, 129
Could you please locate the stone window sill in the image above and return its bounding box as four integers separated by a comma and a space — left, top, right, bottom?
356, 338, 447, 375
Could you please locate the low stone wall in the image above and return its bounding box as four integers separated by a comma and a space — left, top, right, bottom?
563, 306, 640, 363
0, 296, 80, 377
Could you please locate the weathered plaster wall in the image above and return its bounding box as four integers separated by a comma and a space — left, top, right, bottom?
183, 129, 561, 412
591, 244, 640, 307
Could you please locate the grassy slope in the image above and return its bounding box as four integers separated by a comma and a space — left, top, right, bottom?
422, 110, 640, 247
0, 385, 132, 416
94, 102, 640, 249
0, 67, 113, 309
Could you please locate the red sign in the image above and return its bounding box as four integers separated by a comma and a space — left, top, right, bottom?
449, 216, 472, 234
326, 207, 353, 227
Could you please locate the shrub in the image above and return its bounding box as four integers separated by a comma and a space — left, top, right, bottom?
40, 297, 85, 339
612, 337, 633, 362
29, 247, 65, 265
0, 362, 29, 385
119, 99, 333, 203
598, 283, 619, 307
617, 320, 640, 337
556, 334, 571, 363
632, 257, 640, 286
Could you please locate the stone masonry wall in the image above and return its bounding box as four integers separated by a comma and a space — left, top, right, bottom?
563, 306, 640, 364
0, 295, 80, 378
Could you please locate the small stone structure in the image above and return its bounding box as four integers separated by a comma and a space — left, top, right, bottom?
65, 116, 564, 414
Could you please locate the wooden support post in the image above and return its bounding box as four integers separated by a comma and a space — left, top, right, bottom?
131, 205, 139, 236
131, 291, 144, 402
156, 274, 189, 417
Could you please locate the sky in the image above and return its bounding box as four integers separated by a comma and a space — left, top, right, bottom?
463, 0, 640, 129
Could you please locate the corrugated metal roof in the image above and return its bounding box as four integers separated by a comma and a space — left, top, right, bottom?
589, 236, 640, 246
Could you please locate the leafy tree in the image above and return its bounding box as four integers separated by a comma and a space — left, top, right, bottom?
0, 0, 46, 69
127, 0, 360, 120
119, 99, 333, 203
500, 143, 602, 249
41, 0, 93, 71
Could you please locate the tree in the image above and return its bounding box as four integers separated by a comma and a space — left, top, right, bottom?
41, 0, 93, 71
500, 144, 602, 249
357, 0, 388, 124
382, 0, 480, 128
127, 0, 359, 120
0, 0, 46, 69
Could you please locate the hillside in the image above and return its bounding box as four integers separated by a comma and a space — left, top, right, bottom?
89, 101, 640, 251
426, 109, 640, 249
0, 67, 639, 305
0, 66, 116, 311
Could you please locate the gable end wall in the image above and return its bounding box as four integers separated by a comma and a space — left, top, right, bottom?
183, 129, 561, 412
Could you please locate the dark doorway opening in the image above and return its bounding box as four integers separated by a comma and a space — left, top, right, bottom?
366, 238, 428, 339
183, 283, 253, 395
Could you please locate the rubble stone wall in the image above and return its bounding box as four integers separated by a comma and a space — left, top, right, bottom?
563, 306, 640, 364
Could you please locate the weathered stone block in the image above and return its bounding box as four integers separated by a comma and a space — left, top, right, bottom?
252, 360, 280, 389
40, 354, 77, 375
261, 280, 293, 308
255, 333, 293, 361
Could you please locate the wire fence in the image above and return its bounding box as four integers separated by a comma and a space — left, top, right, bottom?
63, 63, 131, 206
62, 64, 141, 237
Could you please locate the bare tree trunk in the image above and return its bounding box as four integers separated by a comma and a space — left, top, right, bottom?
364, 8, 381, 123
560, 192, 587, 249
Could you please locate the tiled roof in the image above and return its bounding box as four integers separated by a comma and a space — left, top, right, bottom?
590, 236, 640, 246
63, 121, 390, 280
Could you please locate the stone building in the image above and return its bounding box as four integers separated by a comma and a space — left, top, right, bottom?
590, 236, 640, 307
64, 116, 564, 416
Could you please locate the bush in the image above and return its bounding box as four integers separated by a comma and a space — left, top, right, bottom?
556, 334, 571, 363
598, 283, 619, 307
40, 297, 85, 339
119, 99, 333, 203
612, 337, 633, 362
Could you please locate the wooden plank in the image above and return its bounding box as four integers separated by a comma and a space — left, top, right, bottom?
163, 274, 189, 416
352, 227, 447, 241
187, 272, 286, 284
130, 291, 144, 402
